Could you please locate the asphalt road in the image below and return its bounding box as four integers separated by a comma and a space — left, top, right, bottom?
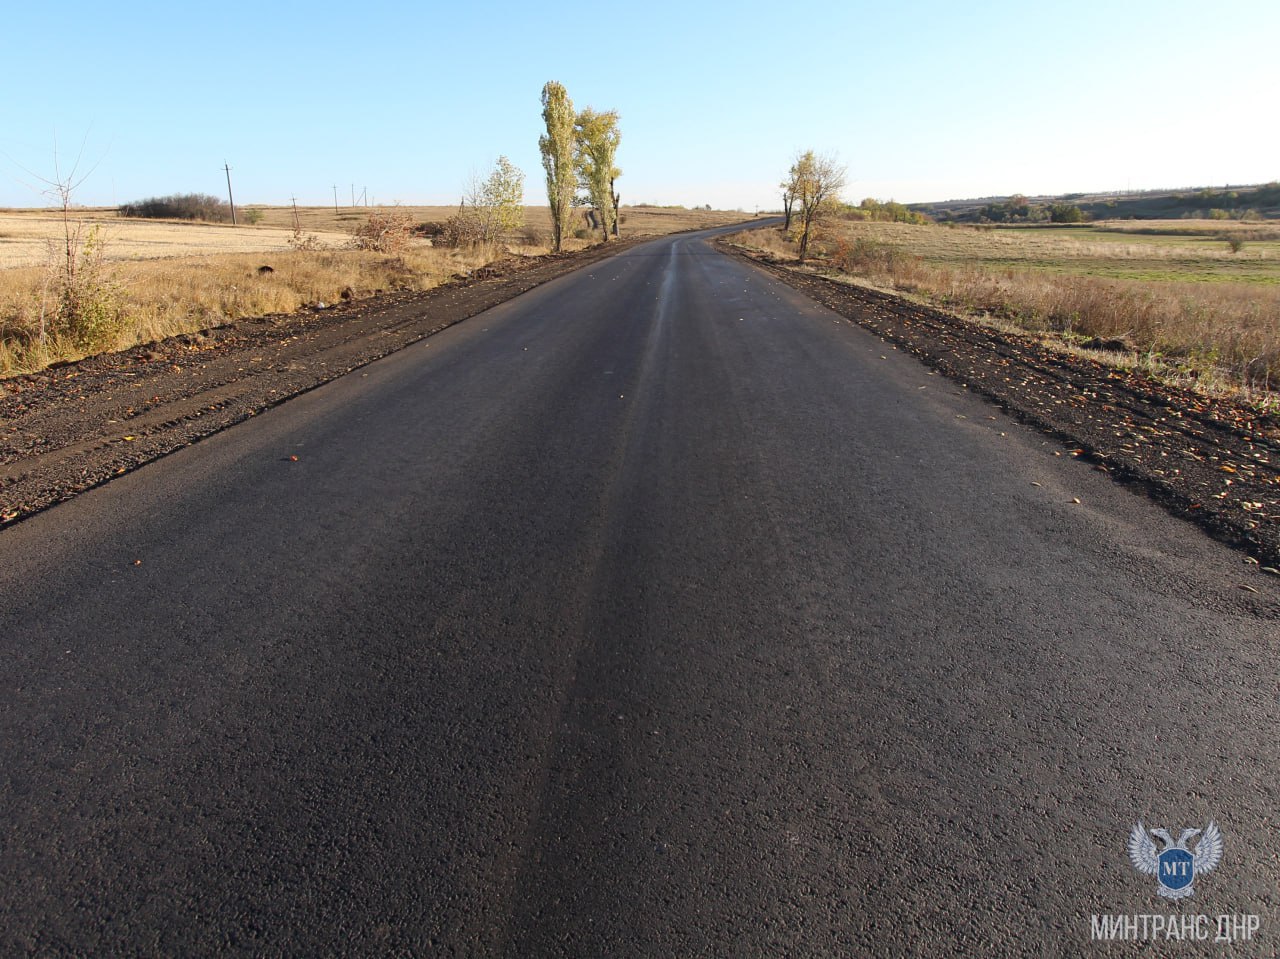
2, 227, 1278, 956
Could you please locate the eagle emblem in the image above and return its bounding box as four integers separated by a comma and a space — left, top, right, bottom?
1128, 821, 1223, 899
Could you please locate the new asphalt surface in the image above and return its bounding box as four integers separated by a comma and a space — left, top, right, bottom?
2, 228, 1278, 956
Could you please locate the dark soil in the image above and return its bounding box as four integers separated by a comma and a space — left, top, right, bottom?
0, 240, 648, 525
721, 242, 1280, 569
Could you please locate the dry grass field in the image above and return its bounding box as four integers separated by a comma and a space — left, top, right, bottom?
0, 204, 753, 376
730, 219, 1280, 403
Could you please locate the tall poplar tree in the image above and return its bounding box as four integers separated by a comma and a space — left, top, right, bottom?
539, 82, 577, 252
575, 108, 621, 243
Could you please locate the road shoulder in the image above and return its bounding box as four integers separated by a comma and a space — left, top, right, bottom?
716, 239, 1280, 569
0, 239, 649, 525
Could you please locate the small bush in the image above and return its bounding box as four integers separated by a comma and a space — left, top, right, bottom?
572, 227, 591, 240
48, 226, 125, 351
119, 193, 232, 222
240, 207, 264, 225
1226, 235, 1245, 254
1049, 203, 1085, 223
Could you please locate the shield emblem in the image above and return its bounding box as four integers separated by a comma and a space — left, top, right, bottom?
1158, 848, 1195, 891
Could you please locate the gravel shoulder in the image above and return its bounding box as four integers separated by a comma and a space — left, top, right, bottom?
719, 240, 1280, 569
0, 239, 651, 525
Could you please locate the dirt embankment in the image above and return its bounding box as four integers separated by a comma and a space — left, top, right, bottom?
0, 239, 650, 525
720, 242, 1280, 570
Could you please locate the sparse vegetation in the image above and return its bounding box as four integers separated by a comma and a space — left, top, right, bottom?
728, 218, 1280, 400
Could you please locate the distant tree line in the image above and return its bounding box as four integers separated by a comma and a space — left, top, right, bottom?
842, 198, 932, 225
966, 195, 1087, 224
119, 193, 232, 222
925, 182, 1280, 225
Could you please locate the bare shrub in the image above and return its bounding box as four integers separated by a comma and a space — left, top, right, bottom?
289, 228, 324, 252
349, 209, 414, 254
441, 213, 483, 248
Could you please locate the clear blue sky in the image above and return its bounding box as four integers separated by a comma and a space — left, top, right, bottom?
2, 0, 1276, 210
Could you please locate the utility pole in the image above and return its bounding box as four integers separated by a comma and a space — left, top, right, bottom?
291, 196, 300, 231
351, 184, 355, 207
333, 185, 339, 213
223, 161, 237, 225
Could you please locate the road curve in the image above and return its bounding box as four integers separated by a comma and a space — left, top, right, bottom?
2, 227, 1278, 956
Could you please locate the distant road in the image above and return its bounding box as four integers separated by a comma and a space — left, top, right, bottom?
2, 226, 1277, 955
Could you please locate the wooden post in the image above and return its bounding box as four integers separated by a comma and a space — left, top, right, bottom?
223, 162, 236, 225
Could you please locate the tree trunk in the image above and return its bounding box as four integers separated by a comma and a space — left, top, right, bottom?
611, 179, 621, 238
783, 194, 793, 232
798, 212, 812, 263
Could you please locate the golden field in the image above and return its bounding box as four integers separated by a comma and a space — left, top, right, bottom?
0, 205, 754, 376
0, 204, 752, 269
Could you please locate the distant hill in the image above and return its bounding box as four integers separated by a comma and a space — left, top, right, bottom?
910, 182, 1280, 223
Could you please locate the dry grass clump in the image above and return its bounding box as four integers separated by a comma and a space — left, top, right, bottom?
0, 245, 496, 376
728, 223, 1280, 400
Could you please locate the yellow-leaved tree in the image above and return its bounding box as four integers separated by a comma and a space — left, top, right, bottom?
786, 150, 847, 263
575, 108, 621, 243
539, 82, 577, 252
